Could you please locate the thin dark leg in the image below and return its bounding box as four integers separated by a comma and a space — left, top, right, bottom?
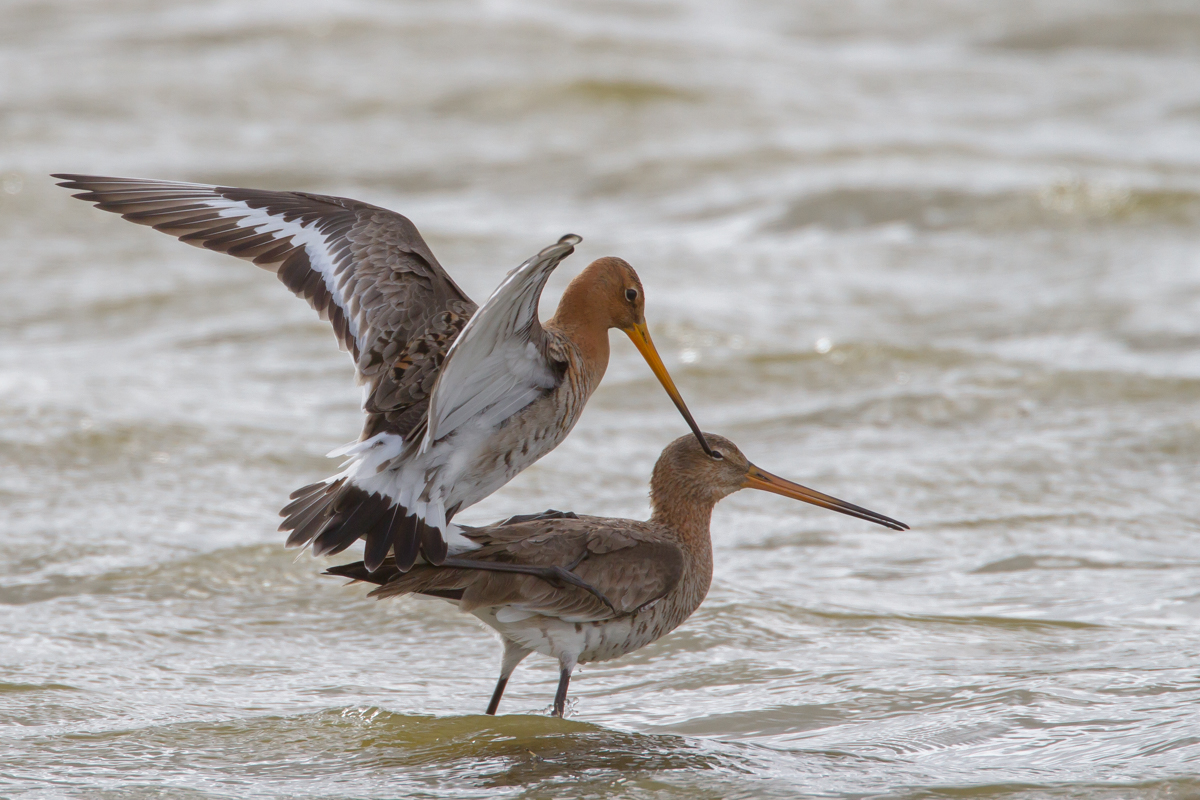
552, 668, 571, 717
486, 675, 509, 716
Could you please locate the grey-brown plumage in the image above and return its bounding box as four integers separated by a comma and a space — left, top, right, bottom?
337, 516, 689, 620
53, 174, 714, 575
328, 433, 908, 716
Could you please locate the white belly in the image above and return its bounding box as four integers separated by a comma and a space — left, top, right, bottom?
473, 600, 684, 668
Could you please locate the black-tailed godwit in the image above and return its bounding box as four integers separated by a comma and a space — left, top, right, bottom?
330, 433, 908, 716
54, 175, 712, 573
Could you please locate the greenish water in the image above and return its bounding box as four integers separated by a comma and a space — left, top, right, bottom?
3, 0, 1200, 797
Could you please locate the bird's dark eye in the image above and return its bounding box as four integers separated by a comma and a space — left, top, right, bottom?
625, 288, 638, 302
710, 450, 724, 460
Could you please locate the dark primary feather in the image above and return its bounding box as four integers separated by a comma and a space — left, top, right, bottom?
498, 510, 579, 526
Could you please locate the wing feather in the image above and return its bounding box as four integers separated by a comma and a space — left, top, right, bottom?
53, 174, 477, 439
423, 235, 580, 448
57, 175, 597, 573
339, 518, 685, 622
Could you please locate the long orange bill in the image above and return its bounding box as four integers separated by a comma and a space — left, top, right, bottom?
624, 322, 714, 456
742, 464, 909, 531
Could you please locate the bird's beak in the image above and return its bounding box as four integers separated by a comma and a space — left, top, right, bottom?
623, 322, 714, 456
742, 464, 909, 531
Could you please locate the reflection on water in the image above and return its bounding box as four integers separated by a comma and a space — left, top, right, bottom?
3, 0, 1200, 798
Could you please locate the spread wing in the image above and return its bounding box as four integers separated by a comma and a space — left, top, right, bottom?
331, 517, 686, 622
422, 235, 581, 449
56, 175, 592, 576
53, 174, 477, 440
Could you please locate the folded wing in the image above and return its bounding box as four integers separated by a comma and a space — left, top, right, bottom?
330, 517, 685, 623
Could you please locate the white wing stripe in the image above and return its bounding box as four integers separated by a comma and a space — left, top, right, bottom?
210, 200, 363, 345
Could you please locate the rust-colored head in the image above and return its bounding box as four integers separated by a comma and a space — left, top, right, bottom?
650, 434, 909, 530
556, 257, 714, 456
569, 256, 647, 331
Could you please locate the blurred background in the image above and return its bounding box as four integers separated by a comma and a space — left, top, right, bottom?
3, 1, 1200, 798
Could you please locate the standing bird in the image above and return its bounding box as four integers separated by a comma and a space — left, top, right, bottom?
54, 175, 711, 572
329, 433, 908, 716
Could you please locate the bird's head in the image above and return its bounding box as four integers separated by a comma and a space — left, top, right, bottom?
651, 433, 909, 531
571, 256, 646, 332
562, 256, 716, 458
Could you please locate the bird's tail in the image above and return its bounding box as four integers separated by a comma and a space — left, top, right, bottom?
280, 479, 452, 572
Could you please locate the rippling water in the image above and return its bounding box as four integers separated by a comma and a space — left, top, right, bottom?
4, 1, 1200, 797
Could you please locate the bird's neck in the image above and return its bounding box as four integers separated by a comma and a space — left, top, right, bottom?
651, 491, 715, 607
546, 283, 612, 387
649, 484, 716, 555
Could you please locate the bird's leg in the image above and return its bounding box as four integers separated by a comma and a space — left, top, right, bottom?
440, 557, 616, 614
553, 665, 573, 717
499, 510, 579, 526
487, 640, 531, 716
486, 676, 509, 716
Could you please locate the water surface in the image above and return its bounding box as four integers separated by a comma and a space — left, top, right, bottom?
3, 1, 1200, 797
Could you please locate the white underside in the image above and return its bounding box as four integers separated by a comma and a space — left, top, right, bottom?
471, 607, 655, 669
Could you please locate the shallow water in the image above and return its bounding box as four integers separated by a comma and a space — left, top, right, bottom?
3, 1, 1200, 797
